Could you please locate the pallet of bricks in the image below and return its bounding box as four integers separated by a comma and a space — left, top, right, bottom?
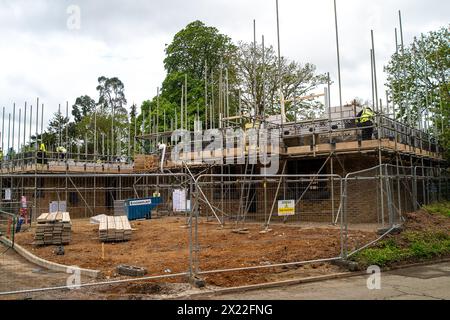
99, 216, 132, 242
34, 212, 72, 246
134, 155, 159, 171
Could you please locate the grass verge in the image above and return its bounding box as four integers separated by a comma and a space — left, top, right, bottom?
351, 230, 450, 268
352, 202, 450, 267
423, 201, 450, 218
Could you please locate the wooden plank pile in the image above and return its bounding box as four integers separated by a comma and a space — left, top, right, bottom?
99, 216, 132, 242
34, 212, 72, 246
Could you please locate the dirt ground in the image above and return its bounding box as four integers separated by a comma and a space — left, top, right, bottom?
3, 210, 448, 300
14, 217, 376, 289
402, 209, 450, 232
1, 264, 347, 300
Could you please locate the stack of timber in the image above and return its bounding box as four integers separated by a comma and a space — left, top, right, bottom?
34, 212, 72, 246
99, 216, 132, 242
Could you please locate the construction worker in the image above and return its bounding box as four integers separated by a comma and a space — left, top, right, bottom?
56, 146, 67, 160
37, 141, 47, 164
356, 107, 375, 141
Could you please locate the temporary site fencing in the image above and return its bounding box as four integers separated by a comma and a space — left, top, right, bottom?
191, 173, 344, 283
0, 210, 16, 247
0, 166, 449, 296
0, 173, 193, 295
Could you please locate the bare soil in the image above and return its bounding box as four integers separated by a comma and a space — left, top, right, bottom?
14, 217, 376, 288
402, 209, 450, 233
4, 209, 448, 300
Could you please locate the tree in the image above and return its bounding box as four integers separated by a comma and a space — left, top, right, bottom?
72, 95, 96, 123
385, 26, 449, 159
22, 111, 74, 153
146, 20, 327, 133
96, 76, 128, 116
6, 147, 16, 159
130, 103, 137, 121
235, 42, 328, 121
96, 76, 129, 156
144, 21, 236, 131
47, 111, 71, 146
128, 103, 138, 156
164, 20, 236, 79
19, 76, 131, 157
74, 107, 130, 157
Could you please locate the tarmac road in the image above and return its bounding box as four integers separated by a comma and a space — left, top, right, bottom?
211, 262, 450, 300
0, 244, 71, 296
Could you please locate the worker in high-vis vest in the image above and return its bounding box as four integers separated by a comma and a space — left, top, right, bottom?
56, 146, 67, 160
356, 107, 375, 141
38, 141, 47, 164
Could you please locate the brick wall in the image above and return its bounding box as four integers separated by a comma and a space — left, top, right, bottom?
199, 154, 389, 224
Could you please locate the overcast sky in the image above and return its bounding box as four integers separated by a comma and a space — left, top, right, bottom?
0, 0, 448, 147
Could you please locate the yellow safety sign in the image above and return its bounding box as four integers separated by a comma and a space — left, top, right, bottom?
278, 200, 296, 216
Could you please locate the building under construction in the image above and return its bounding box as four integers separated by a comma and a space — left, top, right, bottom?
0, 0, 447, 229
0, 2, 449, 297
0, 98, 447, 228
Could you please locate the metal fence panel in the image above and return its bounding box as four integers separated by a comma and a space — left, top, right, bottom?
190, 174, 345, 286
0, 173, 194, 296
0, 165, 449, 296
